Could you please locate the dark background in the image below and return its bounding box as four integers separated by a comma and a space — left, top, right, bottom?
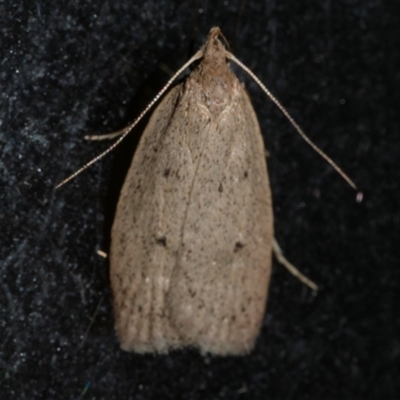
1, 0, 398, 398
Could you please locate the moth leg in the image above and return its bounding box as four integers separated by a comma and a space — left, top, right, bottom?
272, 239, 318, 291
85, 127, 128, 141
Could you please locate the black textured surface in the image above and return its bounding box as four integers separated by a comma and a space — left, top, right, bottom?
1, 1, 399, 399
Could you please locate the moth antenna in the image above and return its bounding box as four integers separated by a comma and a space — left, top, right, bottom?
55, 50, 204, 189
227, 51, 361, 196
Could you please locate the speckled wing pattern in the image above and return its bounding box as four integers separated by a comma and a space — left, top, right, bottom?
110, 28, 273, 355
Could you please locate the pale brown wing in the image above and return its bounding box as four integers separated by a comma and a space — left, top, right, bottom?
166, 78, 273, 355
110, 84, 198, 353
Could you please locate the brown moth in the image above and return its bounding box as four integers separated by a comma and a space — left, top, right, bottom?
111, 27, 272, 355
57, 26, 358, 356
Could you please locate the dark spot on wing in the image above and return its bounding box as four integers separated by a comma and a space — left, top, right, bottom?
234, 241, 244, 253
156, 236, 167, 247
163, 168, 170, 177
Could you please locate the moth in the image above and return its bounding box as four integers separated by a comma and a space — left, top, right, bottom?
58, 27, 358, 356
111, 28, 272, 355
